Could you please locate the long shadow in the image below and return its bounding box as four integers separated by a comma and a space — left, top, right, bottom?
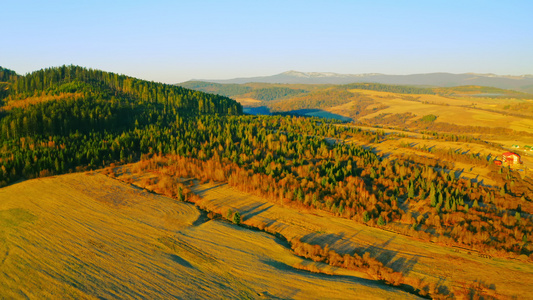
194, 182, 227, 197
168, 254, 194, 269
262, 257, 428, 297
238, 202, 274, 221
389, 256, 419, 275
260, 259, 390, 289
300, 232, 425, 275
453, 168, 465, 180
191, 210, 211, 227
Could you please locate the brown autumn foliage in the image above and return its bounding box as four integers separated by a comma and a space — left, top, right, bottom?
128, 153, 533, 259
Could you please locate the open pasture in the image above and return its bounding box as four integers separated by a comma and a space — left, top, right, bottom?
0, 172, 412, 299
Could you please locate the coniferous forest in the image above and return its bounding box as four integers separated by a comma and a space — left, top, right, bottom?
0, 65, 241, 185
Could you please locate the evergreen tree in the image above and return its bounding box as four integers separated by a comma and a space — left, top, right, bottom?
363, 211, 370, 223
232, 211, 241, 225
430, 192, 437, 207
408, 181, 415, 199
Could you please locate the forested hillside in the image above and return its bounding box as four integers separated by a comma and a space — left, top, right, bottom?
0, 67, 18, 100
0, 65, 242, 186
179, 81, 311, 101
0, 67, 18, 82
177, 81, 253, 97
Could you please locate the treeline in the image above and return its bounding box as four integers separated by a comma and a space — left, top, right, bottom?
180, 81, 309, 101
178, 81, 253, 97
434, 85, 531, 99
5, 65, 242, 115
363, 112, 533, 138
268, 89, 372, 113
342, 83, 436, 95
0, 67, 18, 101
248, 87, 308, 101
0, 67, 18, 82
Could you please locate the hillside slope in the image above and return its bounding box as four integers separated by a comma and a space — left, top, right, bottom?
0, 172, 414, 299
0, 65, 242, 187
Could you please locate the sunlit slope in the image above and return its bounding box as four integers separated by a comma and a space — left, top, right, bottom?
332, 89, 533, 132
188, 180, 533, 300
0, 173, 413, 299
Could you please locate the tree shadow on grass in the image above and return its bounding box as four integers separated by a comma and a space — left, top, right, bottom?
260, 259, 389, 290
299, 232, 425, 275
238, 202, 274, 221
193, 182, 227, 197
168, 254, 194, 269
192, 210, 211, 227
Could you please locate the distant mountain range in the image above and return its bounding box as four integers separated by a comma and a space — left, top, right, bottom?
194, 71, 533, 93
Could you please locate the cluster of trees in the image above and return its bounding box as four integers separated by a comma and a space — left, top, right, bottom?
420, 114, 438, 122
248, 87, 308, 101
364, 112, 533, 138
0, 65, 242, 186
342, 83, 436, 95
268, 89, 372, 113
398, 143, 491, 168
290, 239, 404, 286
0, 67, 18, 100
5, 65, 241, 115
0, 67, 18, 82
419, 130, 499, 147
434, 85, 530, 99
123, 114, 532, 257
179, 81, 309, 101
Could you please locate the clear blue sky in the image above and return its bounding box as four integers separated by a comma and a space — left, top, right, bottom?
2, 0, 532, 83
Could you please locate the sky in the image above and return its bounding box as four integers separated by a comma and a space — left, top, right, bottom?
2, 0, 532, 83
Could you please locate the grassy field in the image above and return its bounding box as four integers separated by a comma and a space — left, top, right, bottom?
329, 89, 533, 133
233, 97, 263, 106
152, 177, 533, 299
0, 172, 414, 299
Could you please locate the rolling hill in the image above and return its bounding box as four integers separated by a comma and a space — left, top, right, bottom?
0, 172, 414, 299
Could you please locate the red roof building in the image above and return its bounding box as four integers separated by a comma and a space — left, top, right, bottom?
502, 152, 522, 165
